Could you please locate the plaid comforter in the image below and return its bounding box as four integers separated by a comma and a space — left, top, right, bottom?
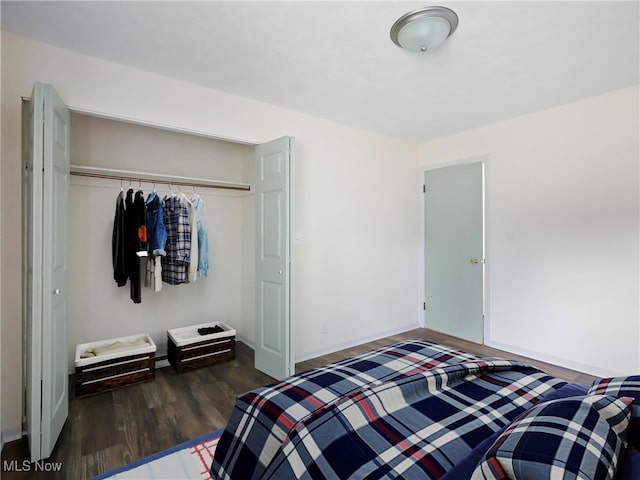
210, 340, 565, 479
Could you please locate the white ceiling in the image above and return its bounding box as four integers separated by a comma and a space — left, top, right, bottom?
2, 1, 638, 143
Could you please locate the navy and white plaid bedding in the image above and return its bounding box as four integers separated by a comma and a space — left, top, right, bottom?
588, 376, 640, 449
211, 340, 565, 479
472, 395, 632, 480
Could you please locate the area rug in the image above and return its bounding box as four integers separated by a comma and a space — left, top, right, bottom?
91, 428, 223, 480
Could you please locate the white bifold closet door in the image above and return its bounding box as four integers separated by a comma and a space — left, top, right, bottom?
254, 137, 293, 380
23, 82, 70, 461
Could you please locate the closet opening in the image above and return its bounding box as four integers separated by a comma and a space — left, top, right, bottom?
23, 82, 292, 461
67, 113, 257, 371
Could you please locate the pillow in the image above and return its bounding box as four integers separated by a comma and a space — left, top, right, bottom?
589, 376, 640, 449
589, 377, 640, 398
442, 385, 591, 480
539, 382, 589, 403
471, 395, 632, 480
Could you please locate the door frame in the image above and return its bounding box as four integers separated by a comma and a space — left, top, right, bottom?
20, 102, 295, 429
418, 154, 490, 343
59, 110, 296, 366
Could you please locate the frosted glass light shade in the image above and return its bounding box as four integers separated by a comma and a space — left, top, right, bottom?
397, 17, 451, 53
390, 6, 458, 54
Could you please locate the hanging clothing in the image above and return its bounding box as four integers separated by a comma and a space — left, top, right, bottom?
145, 191, 167, 257
180, 193, 199, 283
190, 193, 209, 278
162, 194, 190, 285
145, 257, 163, 293
125, 189, 148, 303
111, 191, 127, 287
132, 190, 149, 257
145, 191, 167, 293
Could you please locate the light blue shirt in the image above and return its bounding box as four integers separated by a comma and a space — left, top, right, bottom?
190, 194, 209, 277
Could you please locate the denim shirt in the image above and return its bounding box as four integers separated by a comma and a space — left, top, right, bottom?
190, 194, 209, 277
145, 191, 167, 256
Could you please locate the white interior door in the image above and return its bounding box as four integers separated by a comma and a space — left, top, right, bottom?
424, 162, 484, 343
25, 82, 70, 461
254, 136, 293, 380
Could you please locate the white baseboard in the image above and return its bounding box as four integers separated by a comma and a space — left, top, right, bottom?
156, 358, 170, 369
295, 322, 421, 364
235, 324, 420, 368
488, 339, 622, 380
1, 426, 23, 446
236, 335, 253, 350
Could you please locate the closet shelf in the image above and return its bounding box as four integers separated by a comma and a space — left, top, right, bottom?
69, 165, 251, 192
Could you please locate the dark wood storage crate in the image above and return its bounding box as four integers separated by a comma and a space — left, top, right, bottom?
74, 334, 156, 397
167, 322, 236, 374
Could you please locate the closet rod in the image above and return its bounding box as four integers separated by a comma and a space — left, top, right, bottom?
69, 165, 251, 192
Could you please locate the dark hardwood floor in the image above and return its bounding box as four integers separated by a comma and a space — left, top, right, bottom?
1, 328, 598, 479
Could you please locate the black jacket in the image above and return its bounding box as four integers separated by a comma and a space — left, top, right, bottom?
111, 191, 127, 287
112, 189, 148, 303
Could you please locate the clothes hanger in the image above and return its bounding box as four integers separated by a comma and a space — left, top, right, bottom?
191, 185, 200, 201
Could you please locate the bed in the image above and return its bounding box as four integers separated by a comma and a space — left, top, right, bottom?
210, 340, 640, 479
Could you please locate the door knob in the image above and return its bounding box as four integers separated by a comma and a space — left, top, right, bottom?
279, 270, 283, 275
54, 288, 61, 295
470, 258, 482, 265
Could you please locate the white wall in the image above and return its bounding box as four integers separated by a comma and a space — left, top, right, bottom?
418, 86, 640, 378
0, 32, 419, 439
241, 155, 256, 345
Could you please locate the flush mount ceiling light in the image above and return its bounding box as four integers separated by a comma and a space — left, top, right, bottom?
390, 6, 458, 54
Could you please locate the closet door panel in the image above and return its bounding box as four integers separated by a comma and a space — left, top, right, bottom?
42, 95, 70, 457
24, 83, 44, 463
25, 82, 70, 462
254, 136, 292, 380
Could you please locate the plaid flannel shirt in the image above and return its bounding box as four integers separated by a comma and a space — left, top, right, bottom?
161, 194, 191, 285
